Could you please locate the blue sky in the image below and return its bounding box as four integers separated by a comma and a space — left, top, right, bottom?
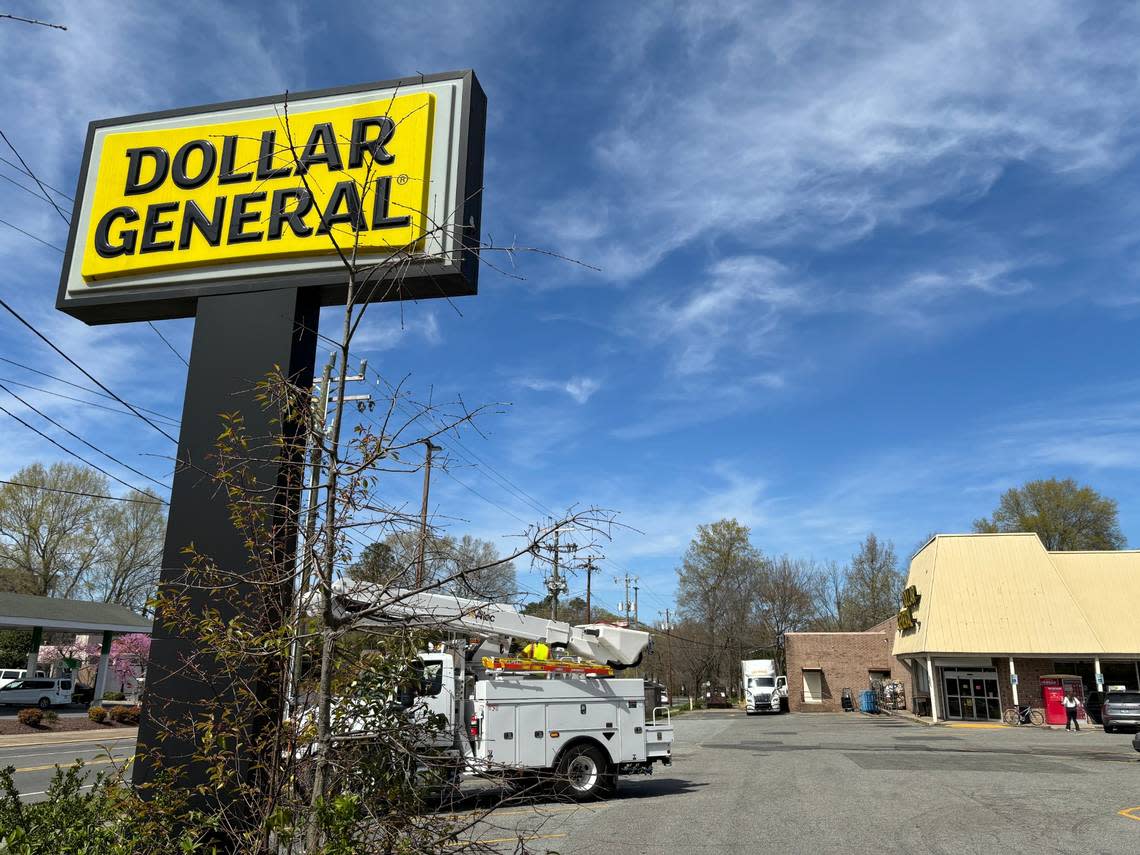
3, 1, 1140, 621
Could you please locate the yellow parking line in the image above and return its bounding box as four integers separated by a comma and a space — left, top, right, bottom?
448, 833, 566, 847
1119, 806, 1140, 823
13, 756, 126, 774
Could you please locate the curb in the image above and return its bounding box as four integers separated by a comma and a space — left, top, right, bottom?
0, 727, 137, 749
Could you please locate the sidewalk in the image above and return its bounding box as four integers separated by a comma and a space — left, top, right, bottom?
0, 727, 137, 749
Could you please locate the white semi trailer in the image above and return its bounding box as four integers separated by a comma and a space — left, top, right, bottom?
741, 659, 787, 715
335, 589, 675, 799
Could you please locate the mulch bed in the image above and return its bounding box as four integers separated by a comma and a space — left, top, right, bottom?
0, 717, 137, 736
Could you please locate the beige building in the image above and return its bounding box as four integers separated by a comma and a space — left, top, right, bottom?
893, 533, 1140, 723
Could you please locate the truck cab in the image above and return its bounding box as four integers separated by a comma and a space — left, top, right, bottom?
742, 659, 786, 715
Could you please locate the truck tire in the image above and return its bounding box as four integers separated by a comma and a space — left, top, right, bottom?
556, 744, 609, 801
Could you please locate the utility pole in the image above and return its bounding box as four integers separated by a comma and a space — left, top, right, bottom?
416, 439, 442, 588
543, 525, 576, 620
633, 577, 639, 627
552, 528, 560, 620
662, 608, 675, 701
623, 574, 631, 626
583, 555, 595, 624
289, 353, 372, 709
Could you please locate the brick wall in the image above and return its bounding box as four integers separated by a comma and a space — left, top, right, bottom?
1008, 657, 1056, 710
786, 618, 913, 713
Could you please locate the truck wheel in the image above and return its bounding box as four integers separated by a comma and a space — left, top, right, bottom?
38, 697, 52, 710
557, 744, 608, 800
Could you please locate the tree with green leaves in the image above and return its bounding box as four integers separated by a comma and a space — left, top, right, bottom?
973, 477, 1126, 551
0, 462, 106, 597
676, 519, 767, 692
0, 462, 165, 612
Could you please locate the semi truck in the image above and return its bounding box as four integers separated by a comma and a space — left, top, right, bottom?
741, 659, 787, 715
334, 589, 675, 800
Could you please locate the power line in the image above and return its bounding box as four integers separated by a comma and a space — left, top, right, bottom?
146, 321, 189, 367
0, 297, 179, 443
0, 13, 67, 30
0, 375, 174, 423
0, 380, 169, 489
0, 170, 60, 206
0, 155, 72, 200
0, 215, 63, 252
0, 355, 180, 426
0, 478, 166, 505
0, 129, 70, 225
437, 468, 528, 525
0, 401, 162, 497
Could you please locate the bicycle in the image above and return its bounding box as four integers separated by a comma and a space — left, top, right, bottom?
1003, 704, 1044, 726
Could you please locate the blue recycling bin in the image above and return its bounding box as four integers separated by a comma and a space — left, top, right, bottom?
859, 690, 878, 713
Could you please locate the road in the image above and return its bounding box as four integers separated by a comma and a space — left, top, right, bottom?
2, 735, 135, 801
445, 711, 1140, 854
6, 712, 1139, 853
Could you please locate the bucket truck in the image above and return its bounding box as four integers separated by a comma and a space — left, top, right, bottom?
333, 589, 675, 800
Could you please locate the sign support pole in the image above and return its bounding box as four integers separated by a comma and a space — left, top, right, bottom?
134, 287, 319, 805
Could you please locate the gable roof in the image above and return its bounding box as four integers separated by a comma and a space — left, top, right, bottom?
893, 533, 1139, 656
0, 593, 151, 634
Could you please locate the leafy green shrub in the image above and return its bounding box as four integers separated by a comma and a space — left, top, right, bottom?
16, 708, 42, 727
88, 706, 107, 723
102, 691, 126, 701
41, 710, 58, 724
0, 762, 211, 855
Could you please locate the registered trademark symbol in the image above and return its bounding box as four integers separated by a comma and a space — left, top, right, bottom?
396, 174, 409, 185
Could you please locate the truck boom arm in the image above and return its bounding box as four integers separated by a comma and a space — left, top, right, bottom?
336, 588, 650, 667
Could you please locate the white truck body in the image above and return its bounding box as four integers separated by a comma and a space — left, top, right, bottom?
742, 659, 787, 714
335, 588, 675, 798
473, 676, 672, 770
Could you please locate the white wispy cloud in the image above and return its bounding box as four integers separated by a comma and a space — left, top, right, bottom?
517, 375, 602, 404
349, 308, 442, 352
542, 1, 1140, 280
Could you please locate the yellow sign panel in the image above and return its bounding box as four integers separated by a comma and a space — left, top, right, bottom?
81, 92, 434, 280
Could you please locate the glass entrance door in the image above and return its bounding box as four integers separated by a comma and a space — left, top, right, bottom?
942, 669, 1001, 721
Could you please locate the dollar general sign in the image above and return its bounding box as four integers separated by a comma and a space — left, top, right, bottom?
58, 72, 485, 323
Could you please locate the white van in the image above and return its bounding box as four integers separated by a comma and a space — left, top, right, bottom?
0, 676, 73, 708
0, 668, 46, 689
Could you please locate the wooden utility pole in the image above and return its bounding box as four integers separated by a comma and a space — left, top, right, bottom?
288, 351, 336, 706
584, 556, 595, 624
415, 440, 442, 587
550, 528, 561, 620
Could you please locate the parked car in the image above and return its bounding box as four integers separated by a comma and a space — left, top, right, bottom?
1133, 731, 1140, 753
0, 676, 74, 709
705, 687, 731, 708
0, 669, 46, 689
71, 683, 96, 705
1101, 690, 1140, 732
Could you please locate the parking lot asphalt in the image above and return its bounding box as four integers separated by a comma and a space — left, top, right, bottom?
6, 711, 1138, 851
444, 710, 1140, 854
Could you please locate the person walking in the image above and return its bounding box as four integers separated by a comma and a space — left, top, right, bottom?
1063, 690, 1081, 731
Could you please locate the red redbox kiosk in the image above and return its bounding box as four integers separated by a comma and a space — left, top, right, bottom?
1040, 674, 1084, 725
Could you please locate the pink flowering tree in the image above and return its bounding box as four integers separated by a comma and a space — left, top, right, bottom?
39, 641, 101, 672
110, 633, 152, 685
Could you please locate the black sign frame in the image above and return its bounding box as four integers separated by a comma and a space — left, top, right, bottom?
56, 70, 486, 325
